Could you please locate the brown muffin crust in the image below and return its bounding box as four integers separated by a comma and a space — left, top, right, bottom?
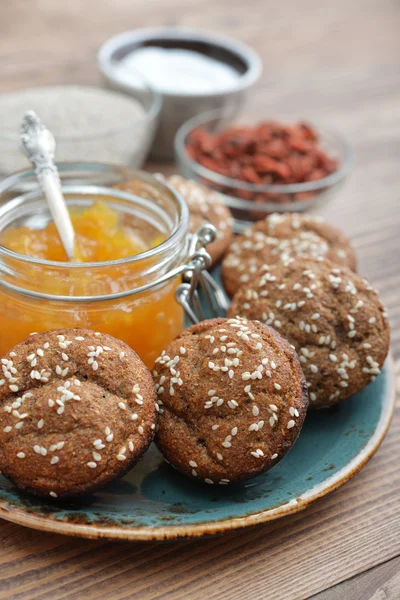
0, 329, 157, 498
229, 258, 390, 408
153, 317, 308, 484
165, 175, 234, 267
221, 213, 357, 297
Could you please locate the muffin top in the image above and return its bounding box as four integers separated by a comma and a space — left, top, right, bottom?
222, 213, 357, 297
0, 329, 157, 498
153, 317, 308, 484
229, 258, 389, 408
166, 175, 234, 267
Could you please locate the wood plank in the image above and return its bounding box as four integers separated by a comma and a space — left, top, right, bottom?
311, 555, 400, 600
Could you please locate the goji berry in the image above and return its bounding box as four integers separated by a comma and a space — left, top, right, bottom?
185, 120, 338, 204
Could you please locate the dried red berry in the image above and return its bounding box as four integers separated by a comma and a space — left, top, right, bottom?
185, 120, 338, 205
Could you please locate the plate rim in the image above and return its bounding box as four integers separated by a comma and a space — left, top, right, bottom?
0, 355, 396, 541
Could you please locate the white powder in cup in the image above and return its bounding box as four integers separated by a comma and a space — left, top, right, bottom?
115, 47, 240, 95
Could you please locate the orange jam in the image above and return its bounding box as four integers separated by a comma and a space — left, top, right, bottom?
0, 201, 184, 367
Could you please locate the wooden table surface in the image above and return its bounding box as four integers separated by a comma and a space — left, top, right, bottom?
0, 0, 399, 598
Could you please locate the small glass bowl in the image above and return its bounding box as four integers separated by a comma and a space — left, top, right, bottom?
175, 110, 354, 231
0, 77, 162, 175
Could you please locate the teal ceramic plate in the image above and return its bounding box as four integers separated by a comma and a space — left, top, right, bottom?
0, 356, 395, 540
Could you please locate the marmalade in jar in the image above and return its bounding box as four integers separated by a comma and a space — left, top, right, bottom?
0, 201, 184, 367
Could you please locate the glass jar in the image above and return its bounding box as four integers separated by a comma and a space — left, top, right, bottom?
0, 163, 189, 368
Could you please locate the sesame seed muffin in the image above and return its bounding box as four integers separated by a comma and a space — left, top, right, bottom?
0, 329, 157, 498
221, 213, 357, 297
153, 317, 308, 485
229, 258, 390, 408
165, 175, 234, 267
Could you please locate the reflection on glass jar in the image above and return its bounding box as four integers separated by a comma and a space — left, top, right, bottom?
0, 164, 190, 368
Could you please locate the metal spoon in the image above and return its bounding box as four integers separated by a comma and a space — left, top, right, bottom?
20, 110, 75, 260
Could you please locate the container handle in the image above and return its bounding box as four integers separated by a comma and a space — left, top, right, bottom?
175, 224, 230, 324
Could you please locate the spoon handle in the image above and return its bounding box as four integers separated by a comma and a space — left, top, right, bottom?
20, 111, 75, 260
41, 172, 76, 260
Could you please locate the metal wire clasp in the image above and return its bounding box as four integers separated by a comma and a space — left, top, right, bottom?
175, 224, 230, 324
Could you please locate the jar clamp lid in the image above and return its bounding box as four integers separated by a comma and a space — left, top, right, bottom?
176, 223, 230, 323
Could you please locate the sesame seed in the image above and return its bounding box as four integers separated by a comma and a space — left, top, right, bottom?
138, 425, 144, 435
212, 424, 219, 430
189, 460, 197, 468
369, 317, 376, 324
92, 452, 102, 462
117, 454, 127, 461
87, 462, 97, 468
310, 364, 318, 373
37, 419, 44, 429
106, 434, 114, 442
50, 456, 59, 465
49, 492, 57, 498
61, 353, 68, 361
17, 452, 25, 459
129, 441, 134, 451
3, 426, 12, 433
287, 420, 295, 429
271, 453, 278, 459
33, 445, 41, 454
118, 402, 126, 410
329, 354, 338, 362
274, 383, 282, 390
9, 385, 19, 392
250, 451, 259, 458
348, 330, 357, 338
252, 406, 259, 417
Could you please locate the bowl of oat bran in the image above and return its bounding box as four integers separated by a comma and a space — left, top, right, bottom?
0, 83, 161, 175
